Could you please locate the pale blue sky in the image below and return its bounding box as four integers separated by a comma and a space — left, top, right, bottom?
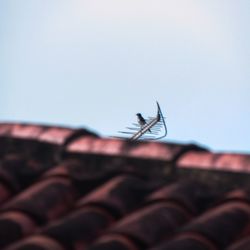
0, 0, 249, 152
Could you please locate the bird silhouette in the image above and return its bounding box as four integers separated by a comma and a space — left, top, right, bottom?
136, 113, 151, 132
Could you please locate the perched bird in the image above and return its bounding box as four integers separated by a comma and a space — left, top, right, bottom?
136, 113, 151, 132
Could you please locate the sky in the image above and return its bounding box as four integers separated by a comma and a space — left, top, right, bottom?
0, 0, 249, 153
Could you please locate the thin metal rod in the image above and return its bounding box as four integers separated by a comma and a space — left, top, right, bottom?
132, 123, 140, 127
118, 131, 135, 135
126, 127, 140, 131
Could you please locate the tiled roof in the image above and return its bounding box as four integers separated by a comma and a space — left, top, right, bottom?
0, 122, 250, 250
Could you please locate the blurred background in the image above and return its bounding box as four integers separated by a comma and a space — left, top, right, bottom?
0, 0, 249, 152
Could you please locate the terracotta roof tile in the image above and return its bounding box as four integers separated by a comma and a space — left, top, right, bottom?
89, 235, 139, 250
39, 127, 75, 144
0, 124, 95, 145
150, 201, 250, 250
180, 201, 250, 249
76, 175, 153, 217
108, 202, 190, 248
5, 235, 65, 250
2, 177, 77, 224
0, 122, 250, 250
0, 211, 36, 248
38, 127, 96, 146
222, 189, 250, 204
10, 124, 46, 140
0, 182, 12, 204
0, 123, 12, 136
67, 137, 189, 161
227, 237, 250, 250
42, 206, 114, 249
150, 233, 217, 250
146, 180, 212, 214
0, 154, 50, 190
178, 151, 250, 173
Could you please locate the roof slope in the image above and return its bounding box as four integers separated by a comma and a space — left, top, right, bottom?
0, 122, 249, 250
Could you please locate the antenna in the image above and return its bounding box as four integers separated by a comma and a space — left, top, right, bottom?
113, 102, 167, 141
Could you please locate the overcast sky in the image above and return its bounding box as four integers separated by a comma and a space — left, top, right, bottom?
0, 0, 249, 152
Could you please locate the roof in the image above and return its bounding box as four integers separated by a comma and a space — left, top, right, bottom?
0, 122, 250, 250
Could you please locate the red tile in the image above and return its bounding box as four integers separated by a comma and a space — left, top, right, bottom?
39, 127, 76, 145
4, 235, 65, 250
67, 137, 184, 161
178, 152, 218, 170
147, 180, 212, 214
67, 137, 127, 156
43, 159, 106, 182
42, 206, 114, 249
0, 167, 18, 195
1, 154, 26, 184
1, 125, 47, 158
0, 124, 14, 156
221, 189, 250, 204
0, 211, 36, 248
0, 123, 12, 136
108, 202, 191, 247
77, 175, 152, 217
0, 182, 12, 204
126, 141, 183, 161
43, 160, 129, 196
227, 237, 250, 250
216, 154, 250, 172
42, 160, 81, 179
2, 177, 77, 224
38, 127, 96, 146
178, 152, 250, 173
150, 232, 217, 250
1, 154, 49, 189
89, 235, 139, 250
0, 153, 68, 188
10, 124, 46, 140
181, 201, 250, 249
